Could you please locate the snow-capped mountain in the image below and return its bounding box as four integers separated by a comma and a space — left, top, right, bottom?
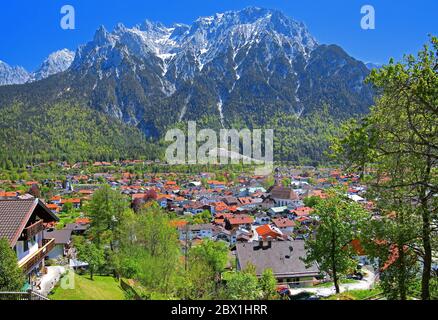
72, 7, 318, 80
0, 49, 75, 86
365, 62, 382, 70
0, 7, 374, 137
0, 61, 31, 86
32, 49, 75, 81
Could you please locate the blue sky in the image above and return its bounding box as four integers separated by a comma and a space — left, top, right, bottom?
1, 0, 437, 71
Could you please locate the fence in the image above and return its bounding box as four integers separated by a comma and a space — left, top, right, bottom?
0, 290, 49, 301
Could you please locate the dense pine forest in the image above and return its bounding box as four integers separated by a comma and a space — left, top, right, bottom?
0, 103, 163, 167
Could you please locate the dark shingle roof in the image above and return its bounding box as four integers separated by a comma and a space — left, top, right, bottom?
43, 229, 72, 244
0, 199, 59, 247
0, 199, 37, 246
236, 240, 320, 278
65, 223, 89, 232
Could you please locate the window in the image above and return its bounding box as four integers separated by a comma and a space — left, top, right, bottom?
24, 241, 29, 252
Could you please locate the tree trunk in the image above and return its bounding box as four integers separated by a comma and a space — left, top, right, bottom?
331, 233, 340, 294
420, 156, 432, 300
421, 208, 432, 300
398, 246, 407, 300
90, 268, 94, 281
333, 268, 340, 294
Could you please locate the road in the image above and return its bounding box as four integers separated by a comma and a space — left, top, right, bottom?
288, 266, 377, 298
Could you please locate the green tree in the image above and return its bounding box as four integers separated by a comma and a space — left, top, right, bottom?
73, 236, 105, 280
87, 184, 130, 250
62, 202, 73, 214
259, 269, 278, 300
177, 256, 215, 300
189, 240, 229, 287
223, 266, 261, 300
332, 37, 438, 299
303, 196, 321, 208
189, 210, 212, 224
0, 238, 24, 291
304, 189, 368, 294
115, 206, 180, 295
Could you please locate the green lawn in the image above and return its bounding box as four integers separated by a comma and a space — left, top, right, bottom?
314, 279, 358, 288
55, 212, 81, 230
324, 288, 382, 300
50, 274, 126, 300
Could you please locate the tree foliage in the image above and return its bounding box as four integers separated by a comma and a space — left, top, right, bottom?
0, 238, 24, 291
304, 189, 368, 293
73, 236, 105, 280
115, 206, 180, 296
332, 36, 438, 300
0, 103, 162, 168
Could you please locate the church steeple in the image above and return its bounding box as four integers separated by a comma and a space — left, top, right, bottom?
274, 167, 281, 186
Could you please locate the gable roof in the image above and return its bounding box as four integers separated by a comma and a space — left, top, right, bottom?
272, 218, 296, 228
0, 199, 59, 247
236, 240, 320, 278
256, 225, 282, 239
270, 185, 299, 201
43, 229, 72, 244
228, 215, 254, 225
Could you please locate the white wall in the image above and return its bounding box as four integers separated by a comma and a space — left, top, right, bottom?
16, 232, 42, 263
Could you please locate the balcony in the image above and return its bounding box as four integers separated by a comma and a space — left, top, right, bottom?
21, 220, 45, 241
18, 239, 55, 275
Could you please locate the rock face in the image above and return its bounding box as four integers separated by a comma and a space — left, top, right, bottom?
0, 7, 374, 137
0, 61, 30, 86
0, 49, 75, 86
31, 49, 75, 81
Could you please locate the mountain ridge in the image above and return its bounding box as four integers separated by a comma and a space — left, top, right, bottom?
0, 7, 375, 165
0, 49, 75, 86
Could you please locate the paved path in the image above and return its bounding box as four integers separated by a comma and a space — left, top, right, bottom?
37, 266, 66, 297
288, 266, 376, 298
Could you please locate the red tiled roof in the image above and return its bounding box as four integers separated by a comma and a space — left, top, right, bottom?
272, 218, 295, 228
207, 180, 224, 185
132, 194, 147, 200
46, 204, 60, 210
293, 207, 314, 217
296, 216, 310, 223
256, 225, 282, 239
0, 191, 18, 197
60, 198, 81, 204
214, 202, 229, 212
228, 215, 254, 225
270, 185, 299, 201
76, 218, 91, 225
310, 190, 328, 199
170, 220, 188, 228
